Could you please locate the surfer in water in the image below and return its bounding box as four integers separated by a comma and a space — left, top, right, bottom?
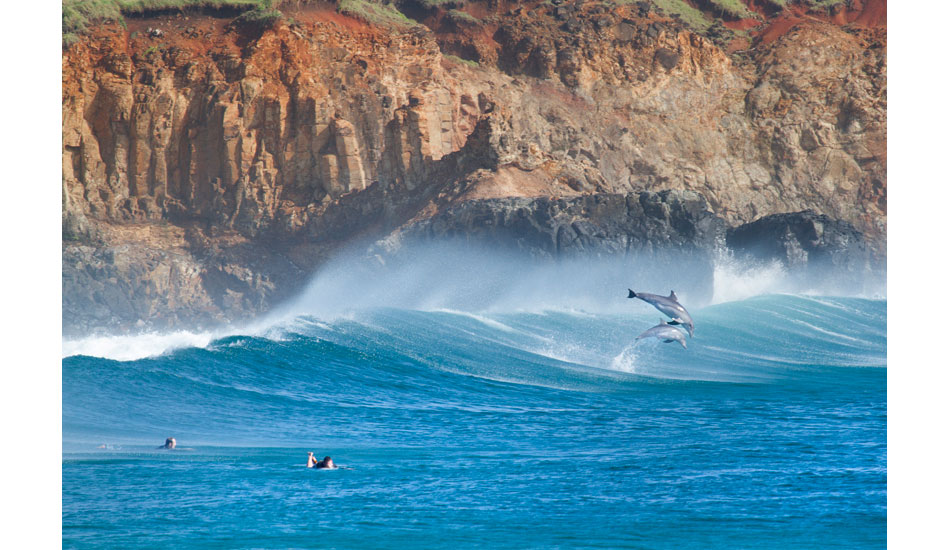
308, 452, 337, 469
157, 437, 193, 451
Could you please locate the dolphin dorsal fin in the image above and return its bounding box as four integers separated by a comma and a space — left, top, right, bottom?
669, 290, 678, 301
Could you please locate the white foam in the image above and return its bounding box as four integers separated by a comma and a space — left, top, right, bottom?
711, 256, 790, 305
62, 330, 218, 361
609, 346, 640, 374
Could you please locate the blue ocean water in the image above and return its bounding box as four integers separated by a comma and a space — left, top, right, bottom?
62, 291, 886, 549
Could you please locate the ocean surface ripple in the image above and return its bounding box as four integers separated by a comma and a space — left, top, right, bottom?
63, 294, 885, 549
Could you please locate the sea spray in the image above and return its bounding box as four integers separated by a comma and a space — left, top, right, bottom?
63, 243, 885, 361
610, 345, 640, 374
710, 254, 791, 304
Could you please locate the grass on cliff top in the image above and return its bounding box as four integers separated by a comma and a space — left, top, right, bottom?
337, 0, 418, 28
808, 0, 846, 8
707, 0, 754, 19
63, 1, 300, 40
446, 8, 479, 26
645, 0, 713, 32
416, 0, 462, 8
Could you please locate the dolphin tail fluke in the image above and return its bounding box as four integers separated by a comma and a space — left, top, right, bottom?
628, 289, 637, 299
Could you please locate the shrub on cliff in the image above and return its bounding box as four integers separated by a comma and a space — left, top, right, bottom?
63, 0, 124, 36
647, 0, 713, 32
232, 3, 283, 28
446, 8, 479, 26
415, 0, 462, 9
338, 0, 418, 28
708, 0, 754, 19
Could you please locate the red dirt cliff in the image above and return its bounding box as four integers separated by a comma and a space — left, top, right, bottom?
62, 1, 886, 334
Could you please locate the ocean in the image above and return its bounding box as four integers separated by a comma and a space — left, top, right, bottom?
62, 255, 886, 549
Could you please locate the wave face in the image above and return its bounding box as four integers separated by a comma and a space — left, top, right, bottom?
63, 291, 885, 549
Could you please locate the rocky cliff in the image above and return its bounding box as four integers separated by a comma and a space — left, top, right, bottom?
62, 1, 886, 335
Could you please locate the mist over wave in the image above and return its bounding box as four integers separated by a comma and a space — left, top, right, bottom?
271, 242, 884, 318
62, 242, 884, 361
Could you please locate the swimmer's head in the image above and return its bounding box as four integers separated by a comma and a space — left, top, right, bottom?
164, 437, 176, 449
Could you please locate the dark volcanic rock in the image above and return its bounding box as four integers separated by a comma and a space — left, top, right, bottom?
62, 238, 304, 337
383, 190, 727, 300
402, 190, 726, 259
727, 210, 876, 290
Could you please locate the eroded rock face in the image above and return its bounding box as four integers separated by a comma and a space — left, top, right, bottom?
61, 15, 482, 240
62, 225, 306, 336
396, 190, 725, 259
61, 4, 886, 334
727, 210, 872, 269
433, 2, 885, 248
488, 12, 886, 248
726, 210, 877, 294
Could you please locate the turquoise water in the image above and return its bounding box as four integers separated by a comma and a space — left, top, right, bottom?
63, 295, 886, 549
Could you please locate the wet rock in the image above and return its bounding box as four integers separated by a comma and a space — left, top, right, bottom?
388, 190, 728, 296
726, 210, 875, 290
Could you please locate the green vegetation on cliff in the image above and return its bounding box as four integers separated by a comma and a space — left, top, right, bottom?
707, 0, 753, 19
416, 0, 460, 8
646, 0, 712, 31
63, 0, 293, 44
443, 53, 478, 67
62, 0, 425, 42
808, 0, 846, 8
337, 0, 418, 27
62, 0, 854, 50
446, 8, 479, 26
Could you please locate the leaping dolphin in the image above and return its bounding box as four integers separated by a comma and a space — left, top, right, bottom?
636, 321, 688, 349
627, 289, 695, 337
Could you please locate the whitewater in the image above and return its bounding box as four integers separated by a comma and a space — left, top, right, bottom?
63, 250, 886, 549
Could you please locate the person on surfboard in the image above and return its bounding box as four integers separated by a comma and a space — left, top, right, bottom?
307, 452, 336, 469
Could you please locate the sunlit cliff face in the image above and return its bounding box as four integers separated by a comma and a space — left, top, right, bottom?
61, 3, 885, 336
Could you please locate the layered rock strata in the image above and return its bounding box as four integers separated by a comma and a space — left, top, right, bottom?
61, 2, 886, 334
